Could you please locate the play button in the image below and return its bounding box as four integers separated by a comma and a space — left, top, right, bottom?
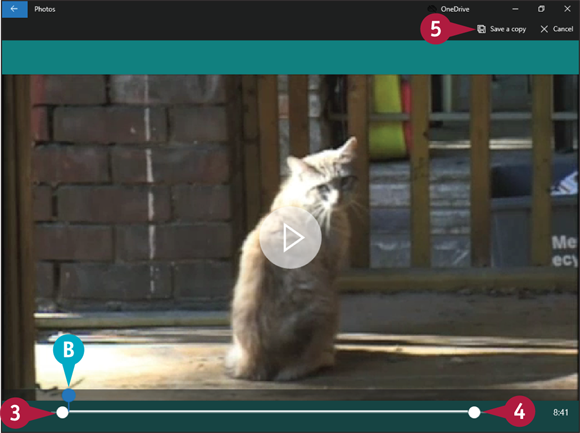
259, 206, 322, 269
283, 223, 305, 252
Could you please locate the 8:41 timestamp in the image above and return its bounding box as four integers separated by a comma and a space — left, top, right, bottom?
554, 409, 569, 416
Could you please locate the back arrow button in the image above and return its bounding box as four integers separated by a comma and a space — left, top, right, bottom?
2, 1, 28, 18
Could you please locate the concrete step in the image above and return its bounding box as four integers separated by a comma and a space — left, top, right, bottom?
370, 156, 470, 184
370, 208, 470, 235
367, 150, 578, 267
371, 182, 469, 208
369, 158, 472, 268
371, 234, 470, 268
369, 149, 577, 184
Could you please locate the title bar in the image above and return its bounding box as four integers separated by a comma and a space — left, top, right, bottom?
1, 1, 578, 41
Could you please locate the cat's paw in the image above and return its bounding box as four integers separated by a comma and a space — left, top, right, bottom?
319, 351, 336, 368
273, 366, 311, 382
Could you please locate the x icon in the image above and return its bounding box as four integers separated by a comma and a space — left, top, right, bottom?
541, 25, 548, 33
564, 5, 571, 12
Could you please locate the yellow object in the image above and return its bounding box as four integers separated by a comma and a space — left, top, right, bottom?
369, 75, 407, 160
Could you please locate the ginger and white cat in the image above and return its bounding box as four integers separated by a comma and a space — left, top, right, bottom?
225, 137, 359, 381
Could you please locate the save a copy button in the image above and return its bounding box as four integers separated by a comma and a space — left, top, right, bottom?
2, 1, 28, 18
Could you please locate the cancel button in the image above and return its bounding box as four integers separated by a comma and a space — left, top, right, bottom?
553, 26, 574, 32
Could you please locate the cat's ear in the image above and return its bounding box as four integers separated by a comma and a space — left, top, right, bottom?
338, 137, 358, 160
287, 156, 312, 175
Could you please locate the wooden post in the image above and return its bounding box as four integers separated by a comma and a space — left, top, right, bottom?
257, 75, 280, 213
469, 75, 492, 267
241, 75, 262, 232
410, 75, 431, 267
531, 75, 554, 266
553, 75, 575, 153
347, 75, 370, 268
226, 76, 246, 274
288, 75, 310, 158
2, 75, 36, 397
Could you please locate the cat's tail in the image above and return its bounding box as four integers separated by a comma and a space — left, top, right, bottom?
224, 341, 242, 374
226, 297, 276, 381
226, 233, 277, 381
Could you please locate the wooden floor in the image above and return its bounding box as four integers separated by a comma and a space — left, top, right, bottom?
35, 293, 578, 401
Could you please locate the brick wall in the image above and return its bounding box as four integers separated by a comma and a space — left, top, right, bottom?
32, 75, 238, 312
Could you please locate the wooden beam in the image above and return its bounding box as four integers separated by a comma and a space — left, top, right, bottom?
410, 75, 431, 267
3, 75, 22, 391
469, 75, 492, 267
347, 75, 370, 268
241, 75, 261, 232
288, 75, 310, 158
34, 266, 578, 329
336, 267, 577, 293
257, 75, 280, 213
328, 111, 578, 122
35, 311, 230, 330
2, 75, 36, 395
531, 75, 553, 266
225, 76, 246, 275
16, 75, 36, 394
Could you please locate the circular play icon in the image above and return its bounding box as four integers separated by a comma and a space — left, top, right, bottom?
259, 206, 322, 269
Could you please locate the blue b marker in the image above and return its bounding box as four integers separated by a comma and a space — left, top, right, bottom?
53, 334, 85, 387
61, 388, 76, 410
